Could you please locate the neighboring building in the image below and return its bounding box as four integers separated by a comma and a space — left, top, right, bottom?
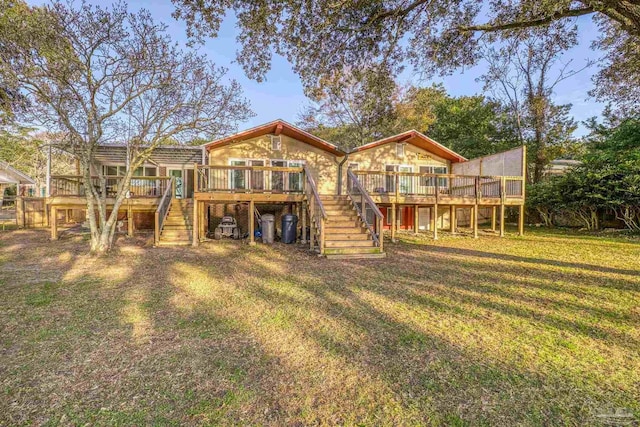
44, 119, 526, 259
545, 159, 581, 177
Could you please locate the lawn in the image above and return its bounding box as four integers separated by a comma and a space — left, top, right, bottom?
0, 228, 638, 426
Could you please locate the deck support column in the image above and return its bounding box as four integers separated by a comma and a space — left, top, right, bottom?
472, 205, 478, 238
249, 200, 256, 245
450, 205, 456, 234
499, 203, 505, 237
301, 201, 307, 244
127, 203, 134, 237
390, 203, 397, 243
50, 206, 58, 240
491, 206, 497, 232
433, 204, 438, 240
192, 200, 199, 247
518, 204, 525, 236
413, 204, 419, 234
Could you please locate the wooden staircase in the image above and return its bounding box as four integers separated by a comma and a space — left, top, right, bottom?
158, 199, 193, 246
319, 195, 385, 259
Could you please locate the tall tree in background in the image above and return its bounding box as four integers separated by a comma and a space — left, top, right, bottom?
172, 0, 640, 113
479, 23, 584, 182
297, 66, 397, 149
3, 1, 252, 253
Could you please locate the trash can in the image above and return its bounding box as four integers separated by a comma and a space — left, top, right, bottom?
261, 214, 275, 244
281, 214, 298, 244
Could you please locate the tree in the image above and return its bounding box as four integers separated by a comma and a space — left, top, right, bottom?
479, 23, 583, 183
4, 1, 252, 253
171, 0, 640, 112
297, 66, 397, 150
0, 127, 75, 192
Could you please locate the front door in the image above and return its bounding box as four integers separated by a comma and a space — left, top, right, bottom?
169, 169, 183, 199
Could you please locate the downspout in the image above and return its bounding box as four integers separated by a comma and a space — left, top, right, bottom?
336, 152, 349, 195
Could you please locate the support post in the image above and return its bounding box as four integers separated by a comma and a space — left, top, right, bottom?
390, 203, 397, 243
433, 204, 438, 240
413, 204, 419, 234
473, 205, 478, 238
127, 203, 134, 237
320, 217, 325, 255
192, 200, 198, 246
301, 201, 307, 244
500, 176, 506, 237
377, 215, 384, 252
50, 206, 57, 240
249, 199, 255, 245
451, 205, 456, 235
200, 201, 206, 240
518, 204, 525, 236
491, 206, 497, 232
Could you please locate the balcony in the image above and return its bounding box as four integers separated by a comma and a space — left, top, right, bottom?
49, 175, 171, 198
351, 170, 524, 205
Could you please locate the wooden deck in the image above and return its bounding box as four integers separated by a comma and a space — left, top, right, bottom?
47, 165, 526, 256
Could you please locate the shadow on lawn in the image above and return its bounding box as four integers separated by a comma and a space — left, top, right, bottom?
1, 230, 638, 425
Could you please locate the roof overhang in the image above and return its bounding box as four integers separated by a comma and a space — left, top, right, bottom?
203, 120, 346, 157
351, 130, 467, 163
0, 161, 35, 184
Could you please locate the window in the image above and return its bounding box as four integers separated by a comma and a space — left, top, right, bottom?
396, 143, 405, 157
385, 207, 401, 226
103, 165, 126, 176
270, 160, 286, 191
288, 161, 304, 192
419, 165, 448, 187
271, 135, 282, 151
230, 160, 246, 189
348, 163, 359, 170
385, 164, 413, 193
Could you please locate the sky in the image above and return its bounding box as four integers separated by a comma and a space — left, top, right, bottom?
30, 0, 607, 137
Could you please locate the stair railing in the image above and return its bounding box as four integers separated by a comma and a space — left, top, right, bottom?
347, 169, 384, 251
303, 164, 327, 254
154, 176, 175, 245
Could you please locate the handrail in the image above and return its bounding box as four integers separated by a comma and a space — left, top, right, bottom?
347, 169, 383, 248
154, 176, 175, 245
303, 164, 327, 254
303, 164, 327, 219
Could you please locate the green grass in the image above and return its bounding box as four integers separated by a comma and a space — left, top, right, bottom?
0, 227, 638, 425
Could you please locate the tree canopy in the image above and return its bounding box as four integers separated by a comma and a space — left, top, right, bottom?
2, 0, 252, 252
172, 0, 640, 112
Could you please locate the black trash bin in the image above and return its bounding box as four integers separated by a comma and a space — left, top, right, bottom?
281, 214, 298, 244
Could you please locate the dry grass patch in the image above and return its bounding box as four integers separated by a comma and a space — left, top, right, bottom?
0, 228, 638, 426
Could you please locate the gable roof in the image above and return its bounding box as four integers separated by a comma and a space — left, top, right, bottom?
203, 120, 346, 156
351, 130, 467, 163
0, 160, 35, 184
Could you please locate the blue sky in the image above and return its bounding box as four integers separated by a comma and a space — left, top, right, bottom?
31, 0, 606, 136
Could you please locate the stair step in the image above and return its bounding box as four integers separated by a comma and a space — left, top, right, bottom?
325, 240, 375, 248
162, 224, 193, 230
320, 195, 349, 201
325, 207, 355, 214
326, 221, 360, 228
324, 233, 371, 241
323, 247, 383, 255
156, 240, 193, 247
161, 230, 193, 239
321, 200, 352, 206
324, 227, 367, 234
325, 253, 387, 260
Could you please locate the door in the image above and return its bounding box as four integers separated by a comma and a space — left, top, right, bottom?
249, 160, 265, 190
184, 168, 194, 198
398, 165, 412, 194
230, 160, 246, 190
271, 160, 286, 192
169, 169, 183, 198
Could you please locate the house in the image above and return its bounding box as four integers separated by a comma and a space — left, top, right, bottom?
45, 120, 526, 259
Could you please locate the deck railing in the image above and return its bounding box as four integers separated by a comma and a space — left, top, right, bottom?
303, 164, 327, 254
352, 171, 524, 200
196, 165, 305, 193
347, 169, 383, 250
49, 175, 171, 198
154, 177, 175, 245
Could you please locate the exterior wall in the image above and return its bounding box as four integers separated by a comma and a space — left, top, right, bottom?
206, 134, 342, 194
342, 142, 451, 192
379, 205, 450, 230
